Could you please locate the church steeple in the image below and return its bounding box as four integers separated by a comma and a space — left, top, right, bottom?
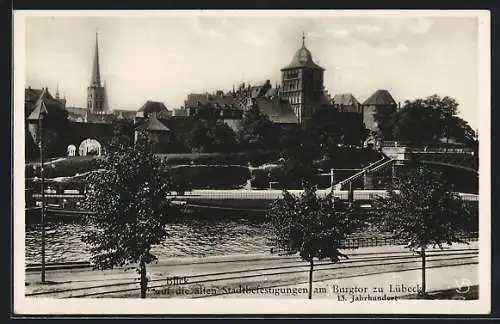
55, 82, 60, 100
87, 30, 106, 113
90, 31, 101, 87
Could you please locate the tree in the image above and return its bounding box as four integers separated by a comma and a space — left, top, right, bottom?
281, 141, 318, 189
267, 184, 361, 299
207, 120, 238, 153
186, 119, 211, 152
82, 140, 173, 298
237, 105, 277, 149
373, 165, 475, 296
393, 95, 475, 148
109, 119, 135, 152
306, 108, 366, 151
186, 119, 237, 153
373, 105, 397, 141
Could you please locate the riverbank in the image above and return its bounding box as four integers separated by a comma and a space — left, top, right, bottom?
25, 242, 478, 299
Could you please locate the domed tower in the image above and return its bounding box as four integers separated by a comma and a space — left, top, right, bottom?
280, 33, 325, 124
87, 31, 107, 114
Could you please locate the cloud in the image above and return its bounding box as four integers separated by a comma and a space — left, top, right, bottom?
327, 29, 350, 39
377, 43, 409, 56
306, 31, 325, 39
205, 28, 227, 40
241, 30, 266, 46
356, 24, 382, 34
410, 18, 434, 35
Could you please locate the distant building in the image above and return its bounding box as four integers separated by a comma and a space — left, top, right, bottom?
184, 92, 244, 120
25, 87, 70, 157
134, 115, 172, 153
87, 32, 107, 114
362, 89, 398, 134
66, 32, 117, 123
279, 35, 332, 124
332, 93, 361, 114
136, 100, 172, 120
251, 96, 298, 125
173, 108, 188, 117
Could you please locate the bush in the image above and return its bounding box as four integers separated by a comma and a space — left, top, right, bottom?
169, 165, 251, 189
25, 156, 101, 178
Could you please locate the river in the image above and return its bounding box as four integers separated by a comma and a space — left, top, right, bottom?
25, 216, 275, 265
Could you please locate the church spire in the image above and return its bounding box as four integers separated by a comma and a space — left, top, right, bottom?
55, 82, 60, 100
90, 30, 101, 87
302, 31, 306, 47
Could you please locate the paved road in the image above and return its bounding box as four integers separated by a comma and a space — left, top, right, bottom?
25, 243, 478, 299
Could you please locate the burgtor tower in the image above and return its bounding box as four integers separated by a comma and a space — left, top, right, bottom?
279, 33, 325, 124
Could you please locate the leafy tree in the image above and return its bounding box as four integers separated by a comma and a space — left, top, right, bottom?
109, 119, 135, 152
187, 119, 211, 152
373, 165, 475, 296
281, 141, 319, 189
393, 102, 442, 145
207, 120, 238, 153
186, 119, 237, 153
237, 106, 277, 149
82, 139, 173, 298
393, 95, 475, 147
267, 184, 361, 299
306, 108, 366, 151
373, 105, 397, 141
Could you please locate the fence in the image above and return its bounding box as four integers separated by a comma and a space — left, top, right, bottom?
271, 232, 479, 253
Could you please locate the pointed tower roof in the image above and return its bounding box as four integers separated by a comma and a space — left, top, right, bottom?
90, 31, 101, 86
332, 93, 360, 106
135, 115, 171, 132
27, 88, 49, 121
362, 89, 397, 106
281, 33, 324, 71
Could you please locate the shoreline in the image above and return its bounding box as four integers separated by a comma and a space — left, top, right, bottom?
26, 242, 478, 270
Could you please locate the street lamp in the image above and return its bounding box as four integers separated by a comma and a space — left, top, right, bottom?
27, 89, 48, 283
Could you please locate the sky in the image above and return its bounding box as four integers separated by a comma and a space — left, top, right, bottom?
22, 12, 480, 129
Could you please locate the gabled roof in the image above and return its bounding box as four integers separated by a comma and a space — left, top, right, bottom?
25, 87, 68, 120
362, 89, 397, 106
135, 115, 171, 132
254, 97, 298, 124
27, 93, 48, 120
184, 93, 243, 110
332, 93, 360, 106
138, 100, 169, 113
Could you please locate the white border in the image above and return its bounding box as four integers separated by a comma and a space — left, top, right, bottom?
13, 10, 491, 315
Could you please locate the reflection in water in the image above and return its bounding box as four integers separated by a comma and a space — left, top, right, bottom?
25, 216, 275, 264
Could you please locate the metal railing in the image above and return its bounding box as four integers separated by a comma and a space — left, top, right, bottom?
272, 232, 478, 252
333, 157, 388, 189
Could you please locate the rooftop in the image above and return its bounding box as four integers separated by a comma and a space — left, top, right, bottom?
363, 89, 397, 106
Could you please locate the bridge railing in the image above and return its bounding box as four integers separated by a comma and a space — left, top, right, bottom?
411, 147, 475, 154
333, 156, 388, 190
271, 231, 478, 252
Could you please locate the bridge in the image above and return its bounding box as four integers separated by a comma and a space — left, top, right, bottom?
331, 142, 478, 193
28, 189, 478, 219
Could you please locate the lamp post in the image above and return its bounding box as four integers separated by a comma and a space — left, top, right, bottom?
27, 90, 48, 283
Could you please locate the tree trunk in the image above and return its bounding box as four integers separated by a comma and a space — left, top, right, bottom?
140, 260, 147, 299
421, 247, 426, 297
308, 259, 314, 300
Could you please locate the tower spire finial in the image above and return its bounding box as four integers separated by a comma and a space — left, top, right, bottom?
302, 31, 306, 47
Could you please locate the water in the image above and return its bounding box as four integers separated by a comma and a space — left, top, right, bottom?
25, 216, 275, 265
